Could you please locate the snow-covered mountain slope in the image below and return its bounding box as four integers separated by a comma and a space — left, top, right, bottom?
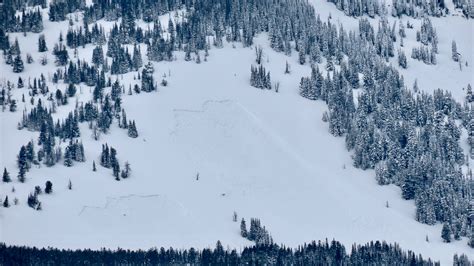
0, 1, 473, 264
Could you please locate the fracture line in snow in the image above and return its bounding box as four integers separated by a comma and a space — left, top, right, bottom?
78, 194, 161, 216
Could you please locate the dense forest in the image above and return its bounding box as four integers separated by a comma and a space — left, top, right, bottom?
0, 239, 456, 265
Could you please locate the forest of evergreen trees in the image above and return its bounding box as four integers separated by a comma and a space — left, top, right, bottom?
0, 0, 473, 252
326, 0, 474, 18
0, 239, 456, 265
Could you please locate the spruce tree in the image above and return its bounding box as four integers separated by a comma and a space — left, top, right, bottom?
240, 218, 248, 238
452, 40, 458, 62
113, 163, 120, 180
141, 62, 155, 92
45, 181, 53, 194
441, 223, 451, 243
12, 55, 24, 73
18, 77, 24, 88
2, 168, 11, 182
92, 45, 104, 65
17, 146, 28, 182
132, 44, 142, 70
38, 34, 48, 52
27, 193, 38, 208
121, 161, 131, 178
66, 83, 76, 97
128, 120, 138, 138
3, 196, 9, 208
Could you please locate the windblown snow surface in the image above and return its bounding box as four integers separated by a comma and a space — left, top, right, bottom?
0, 1, 473, 264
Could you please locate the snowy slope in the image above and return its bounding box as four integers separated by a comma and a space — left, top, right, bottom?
0, 1, 473, 265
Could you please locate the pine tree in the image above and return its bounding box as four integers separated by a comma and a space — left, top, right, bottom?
66, 83, 76, 97
132, 44, 142, 70
121, 161, 131, 178
10, 38, 21, 56
35, 186, 42, 195
27, 193, 38, 208
68, 179, 72, 190
240, 218, 248, 238
18, 77, 24, 88
26, 54, 34, 64
12, 55, 24, 73
93, 160, 97, 171
2, 168, 11, 182
92, 45, 104, 65
10, 100, 17, 112
53, 43, 69, 66
298, 47, 306, 65
285, 61, 290, 74
398, 49, 407, 68
121, 109, 128, 129
17, 146, 28, 182
3, 196, 9, 208
441, 223, 451, 243
128, 120, 138, 138
101, 144, 110, 168
38, 34, 48, 52
248, 218, 259, 241
45, 180, 53, 194
452, 40, 459, 62
113, 163, 120, 180
141, 62, 155, 92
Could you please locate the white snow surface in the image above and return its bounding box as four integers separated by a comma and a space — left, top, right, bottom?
0, 1, 473, 264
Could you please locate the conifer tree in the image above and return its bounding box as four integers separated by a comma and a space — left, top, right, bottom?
27, 193, 38, 208
141, 62, 155, 92
132, 44, 142, 70
92, 45, 104, 65
441, 223, 451, 243
240, 218, 248, 238
45, 181, 53, 194
67, 83, 77, 97
128, 120, 138, 138
17, 146, 28, 182
18, 78, 24, 89
2, 168, 11, 182
113, 163, 120, 180
452, 40, 459, 62
398, 49, 407, 68
121, 161, 131, 178
12, 55, 24, 73
38, 34, 48, 52
298, 47, 306, 65
3, 196, 10, 208
3, 196, 9, 208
